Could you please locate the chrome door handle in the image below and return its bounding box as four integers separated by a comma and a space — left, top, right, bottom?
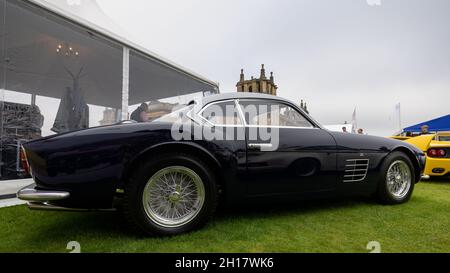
248, 143, 273, 150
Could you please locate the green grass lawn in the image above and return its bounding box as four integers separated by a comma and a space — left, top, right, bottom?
1, 181, 449, 253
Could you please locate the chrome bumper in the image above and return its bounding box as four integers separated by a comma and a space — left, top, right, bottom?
17, 184, 70, 202
17, 184, 115, 212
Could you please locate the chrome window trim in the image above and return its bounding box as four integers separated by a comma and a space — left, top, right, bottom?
185, 99, 205, 125
236, 98, 318, 130
186, 108, 205, 126
197, 99, 245, 128
235, 99, 247, 127
194, 98, 323, 130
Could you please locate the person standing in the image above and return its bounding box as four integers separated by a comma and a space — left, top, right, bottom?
420, 125, 431, 135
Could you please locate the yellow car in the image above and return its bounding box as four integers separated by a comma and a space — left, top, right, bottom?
394, 133, 450, 179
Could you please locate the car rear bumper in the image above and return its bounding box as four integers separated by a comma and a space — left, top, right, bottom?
17, 184, 115, 212
17, 184, 70, 202
424, 157, 450, 177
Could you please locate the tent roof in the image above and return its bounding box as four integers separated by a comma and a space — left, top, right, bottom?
403, 115, 450, 132
32, 0, 131, 39
24, 0, 219, 93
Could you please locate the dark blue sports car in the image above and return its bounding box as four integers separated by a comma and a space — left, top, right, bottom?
18, 93, 426, 236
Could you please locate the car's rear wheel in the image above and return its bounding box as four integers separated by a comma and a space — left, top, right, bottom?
124, 153, 218, 236
375, 151, 415, 205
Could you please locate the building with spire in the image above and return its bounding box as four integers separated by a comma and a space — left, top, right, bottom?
237, 64, 278, 95
236, 64, 310, 114
300, 99, 309, 114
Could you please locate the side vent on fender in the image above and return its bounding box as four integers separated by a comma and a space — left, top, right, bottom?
344, 159, 369, 183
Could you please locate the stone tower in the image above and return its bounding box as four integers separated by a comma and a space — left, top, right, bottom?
237, 64, 278, 95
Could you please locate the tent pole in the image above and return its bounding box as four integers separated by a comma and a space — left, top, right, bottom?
121, 47, 130, 121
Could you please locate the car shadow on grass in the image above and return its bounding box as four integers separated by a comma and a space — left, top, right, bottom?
27, 195, 377, 243
33, 210, 130, 236
216, 196, 376, 221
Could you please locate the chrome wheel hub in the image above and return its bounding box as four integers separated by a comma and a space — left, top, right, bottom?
169, 192, 181, 203
386, 160, 412, 200
142, 166, 205, 228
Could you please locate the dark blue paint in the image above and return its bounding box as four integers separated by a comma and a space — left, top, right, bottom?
23, 93, 426, 209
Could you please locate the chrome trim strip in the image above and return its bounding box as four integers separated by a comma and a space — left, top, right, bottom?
245, 125, 319, 130
17, 184, 70, 202
235, 99, 247, 126
27, 202, 116, 212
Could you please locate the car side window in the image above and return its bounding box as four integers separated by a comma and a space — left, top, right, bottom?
239, 100, 314, 128
200, 101, 243, 126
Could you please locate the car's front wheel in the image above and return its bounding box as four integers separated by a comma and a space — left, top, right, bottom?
124, 153, 218, 236
375, 151, 415, 205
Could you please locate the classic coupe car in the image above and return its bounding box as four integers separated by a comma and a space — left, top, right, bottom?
18, 93, 426, 236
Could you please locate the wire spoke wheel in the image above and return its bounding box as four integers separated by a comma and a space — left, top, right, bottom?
386, 160, 412, 200
142, 166, 205, 228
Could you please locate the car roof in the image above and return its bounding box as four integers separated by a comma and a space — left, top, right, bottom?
200, 92, 294, 106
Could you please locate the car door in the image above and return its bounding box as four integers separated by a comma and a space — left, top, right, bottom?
237, 99, 338, 196
197, 99, 248, 201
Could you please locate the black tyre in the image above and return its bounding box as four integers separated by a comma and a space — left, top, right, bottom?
123, 153, 218, 236
375, 151, 415, 205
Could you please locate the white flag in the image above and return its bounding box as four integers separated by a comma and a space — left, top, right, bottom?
395, 103, 402, 132
351, 108, 357, 133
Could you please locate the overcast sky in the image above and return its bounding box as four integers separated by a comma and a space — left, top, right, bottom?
43, 0, 450, 136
